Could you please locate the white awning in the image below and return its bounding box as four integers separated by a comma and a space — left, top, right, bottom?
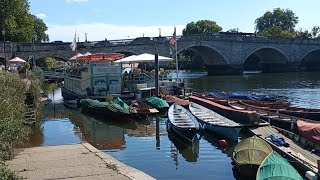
115, 53, 173, 63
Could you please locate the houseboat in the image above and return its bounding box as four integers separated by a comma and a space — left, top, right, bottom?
62, 53, 126, 101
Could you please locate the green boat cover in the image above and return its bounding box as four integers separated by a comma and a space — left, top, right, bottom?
146, 96, 169, 108
233, 136, 273, 166
80, 97, 130, 114
257, 152, 303, 180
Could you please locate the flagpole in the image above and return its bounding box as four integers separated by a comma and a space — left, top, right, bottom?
174, 27, 179, 82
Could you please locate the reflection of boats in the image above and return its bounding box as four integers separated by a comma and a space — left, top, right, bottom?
189, 102, 242, 142
232, 136, 273, 178
239, 100, 320, 121
167, 104, 199, 142
80, 98, 134, 120
257, 152, 303, 180
167, 123, 199, 163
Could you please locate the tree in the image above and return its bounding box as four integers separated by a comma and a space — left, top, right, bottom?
295, 26, 320, 39
0, 0, 49, 42
255, 8, 298, 33
227, 28, 239, 33
0, 0, 34, 42
259, 26, 295, 39
32, 15, 49, 42
182, 20, 222, 35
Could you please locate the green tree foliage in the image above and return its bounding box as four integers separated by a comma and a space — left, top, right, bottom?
295, 26, 320, 39
255, 8, 298, 33
227, 28, 239, 33
0, 0, 49, 42
182, 20, 222, 35
32, 15, 49, 42
259, 26, 296, 39
36, 57, 58, 70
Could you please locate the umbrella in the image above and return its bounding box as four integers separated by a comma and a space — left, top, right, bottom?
70, 53, 83, 60
115, 53, 172, 63
9, 57, 26, 63
114, 55, 137, 63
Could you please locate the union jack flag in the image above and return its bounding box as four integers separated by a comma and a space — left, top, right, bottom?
169, 27, 176, 54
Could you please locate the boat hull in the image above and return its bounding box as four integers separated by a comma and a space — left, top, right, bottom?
167, 120, 198, 142
202, 123, 241, 142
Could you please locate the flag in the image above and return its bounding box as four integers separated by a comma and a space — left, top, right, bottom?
169, 27, 176, 54
70, 32, 77, 51
169, 27, 176, 46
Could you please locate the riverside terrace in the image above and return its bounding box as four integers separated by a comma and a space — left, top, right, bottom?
1, 33, 320, 75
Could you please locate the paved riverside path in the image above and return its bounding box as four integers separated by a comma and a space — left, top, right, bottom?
7, 143, 155, 180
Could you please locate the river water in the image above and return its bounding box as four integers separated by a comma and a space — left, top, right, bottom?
23, 71, 320, 180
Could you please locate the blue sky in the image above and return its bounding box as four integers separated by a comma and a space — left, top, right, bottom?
29, 0, 319, 42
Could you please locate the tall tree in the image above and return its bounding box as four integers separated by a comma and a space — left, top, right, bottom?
255, 8, 298, 33
182, 20, 222, 35
0, 0, 34, 42
0, 0, 49, 42
32, 15, 49, 42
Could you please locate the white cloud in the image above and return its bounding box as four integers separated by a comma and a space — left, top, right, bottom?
66, 0, 88, 3
36, 13, 47, 20
47, 23, 185, 42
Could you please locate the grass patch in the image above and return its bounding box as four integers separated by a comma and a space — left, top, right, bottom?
105, 163, 119, 173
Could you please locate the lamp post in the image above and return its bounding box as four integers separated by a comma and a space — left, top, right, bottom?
2, 29, 6, 70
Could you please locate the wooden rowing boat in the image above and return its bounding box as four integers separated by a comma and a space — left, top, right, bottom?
232, 136, 273, 178
228, 101, 320, 133
189, 96, 264, 125
167, 103, 200, 142
257, 152, 303, 180
240, 100, 320, 121
189, 102, 242, 142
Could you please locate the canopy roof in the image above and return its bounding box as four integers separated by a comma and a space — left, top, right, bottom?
9, 57, 26, 63
76, 53, 124, 61
115, 53, 173, 63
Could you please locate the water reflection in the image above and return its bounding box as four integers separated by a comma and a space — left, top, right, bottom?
167, 126, 200, 165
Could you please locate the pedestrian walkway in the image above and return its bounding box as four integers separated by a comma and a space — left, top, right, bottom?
7, 143, 155, 180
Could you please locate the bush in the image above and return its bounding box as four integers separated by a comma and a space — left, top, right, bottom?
0, 72, 42, 179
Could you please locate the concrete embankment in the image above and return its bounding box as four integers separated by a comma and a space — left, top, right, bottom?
7, 143, 155, 180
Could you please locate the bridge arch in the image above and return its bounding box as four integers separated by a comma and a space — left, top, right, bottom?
176, 44, 230, 65
244, 46, 289, 72
300, 49, 320, 71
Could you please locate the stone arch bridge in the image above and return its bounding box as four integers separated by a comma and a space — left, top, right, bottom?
1, 35, 319, 75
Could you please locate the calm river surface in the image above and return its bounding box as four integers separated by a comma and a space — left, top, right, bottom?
24, 71, 320, 180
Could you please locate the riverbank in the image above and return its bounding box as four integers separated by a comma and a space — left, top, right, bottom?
7, 142, 155, 180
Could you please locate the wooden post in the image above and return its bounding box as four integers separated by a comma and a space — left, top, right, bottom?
155, 54, 159, 97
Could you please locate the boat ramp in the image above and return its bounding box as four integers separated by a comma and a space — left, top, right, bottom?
7, 143, 155, 180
